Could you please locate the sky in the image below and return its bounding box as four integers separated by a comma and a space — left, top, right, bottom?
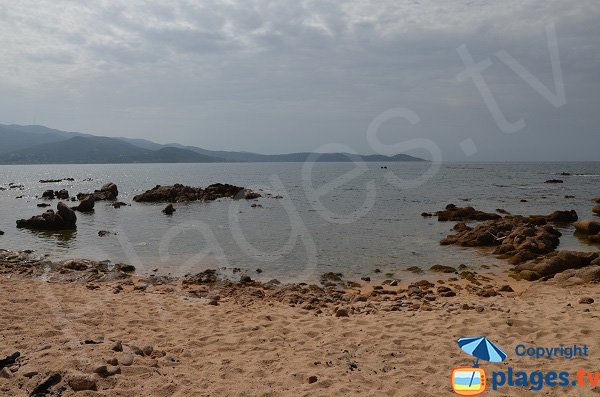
0, 0, 598, 161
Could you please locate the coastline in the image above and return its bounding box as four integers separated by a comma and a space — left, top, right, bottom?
1, 249, 599, 396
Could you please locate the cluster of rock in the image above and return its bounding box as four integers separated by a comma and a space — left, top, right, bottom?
440, 213, 573, 264
16, 202, 77, 231
133, 183, 261, 203
77, 182, 119, 201
39, 178, 74, 183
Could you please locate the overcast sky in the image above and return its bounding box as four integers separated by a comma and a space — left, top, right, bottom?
0, 1, 598, 161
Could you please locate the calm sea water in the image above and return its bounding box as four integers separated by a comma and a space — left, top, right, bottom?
0, 162, 598, 282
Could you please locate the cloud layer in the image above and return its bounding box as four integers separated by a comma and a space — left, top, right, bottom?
0, 0, 598, 160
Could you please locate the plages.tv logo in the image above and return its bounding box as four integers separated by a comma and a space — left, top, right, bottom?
451, 336, 507, 396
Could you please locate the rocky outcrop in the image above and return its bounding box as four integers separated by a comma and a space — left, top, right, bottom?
77, 182, 118, 201
514, 251, 599, 281
133, 183, 261, 203
16, 202, 77, 230
435, 204, 501, 222
441, 215, 561, 264
73, 195, 95, 212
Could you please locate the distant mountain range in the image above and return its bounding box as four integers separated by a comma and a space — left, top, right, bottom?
0, 124, 425, 164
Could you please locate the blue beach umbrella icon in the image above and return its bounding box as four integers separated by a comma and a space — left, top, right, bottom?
457, 336, 507, 387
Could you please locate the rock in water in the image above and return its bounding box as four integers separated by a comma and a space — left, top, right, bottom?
73, 195, 95, 212
77, 182, 119, 201
42, 189, 55, 199
133, 183, 261, 203
593, 206, 600, 216
56, 189, 69, 199
16, 201, 77, 230
162, 204, 176, 215
0, 230, 4, 236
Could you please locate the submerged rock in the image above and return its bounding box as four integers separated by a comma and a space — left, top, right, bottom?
162, 204, 176, 215
16, 202, 77, 230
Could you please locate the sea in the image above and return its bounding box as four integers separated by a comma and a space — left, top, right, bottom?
0, 162, 598, 282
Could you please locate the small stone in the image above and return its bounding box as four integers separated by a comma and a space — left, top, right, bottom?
308, 375, 318, 384
506, 319, 514, 326
142, 345, 153, 356
361, 276, 371, 282
335, 308, 349, 317
107, 357, 118, 366
476, 306, 485, 313
68, 374, 97, 391
147, 359, 159, 368
111, 341, 123, 352
240, 275, 252, 283
0, 367, 13, 379
130, 345, 144, 355
105, 366, 121, 376
23, 370, 38, 378
121, 353, 134, 366
579, 297, 594, 305
498, 285, 514, 293
162, 204, 176, 215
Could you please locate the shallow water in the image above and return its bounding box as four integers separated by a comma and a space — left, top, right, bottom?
0, 162, 598, 282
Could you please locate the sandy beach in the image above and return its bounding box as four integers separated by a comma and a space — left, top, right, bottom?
1, 249, 599, 397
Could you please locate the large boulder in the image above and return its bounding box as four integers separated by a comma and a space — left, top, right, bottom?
574, 220, 600, 235
73, 195, 95, 212
133, 183, 261, 203
16, 202, 77, 230
77, 182, 118, 201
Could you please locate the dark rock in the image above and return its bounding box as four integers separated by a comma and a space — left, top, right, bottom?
77, 182, 119, 201
0, 230, 3, 236
520, 199, 528, 202
421, 212, 433, 217
545, 179, 563, 183
435, 205, 501, 222
544, 210, 578, 223
16, 201, 77, 230
41, 189, 55, 199
73, 195, 95, 212
112, 202, 127, 208
98, 230, 110, 237
37, 203, 51, 208
115, 263, 135, 273
183, 269, 218, 285
361, 276, 371, 282
133, 183, 261, 203
56, 189, 69, 200
30, 373, 62, 396
593, 206, 600, 216
498, 285, 514, 292
111, 341, 123, 352
240, 275, 253, 283
335, 307, 349, 317
162, 204, 176, 215
579, 297, 594, 304
142, 345, 153, 356
308, 375, 318, 384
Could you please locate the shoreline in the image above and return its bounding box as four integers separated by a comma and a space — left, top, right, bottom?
1, 250, 599, 396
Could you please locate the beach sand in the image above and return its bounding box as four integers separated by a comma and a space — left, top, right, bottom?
1, 271, 599, 396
